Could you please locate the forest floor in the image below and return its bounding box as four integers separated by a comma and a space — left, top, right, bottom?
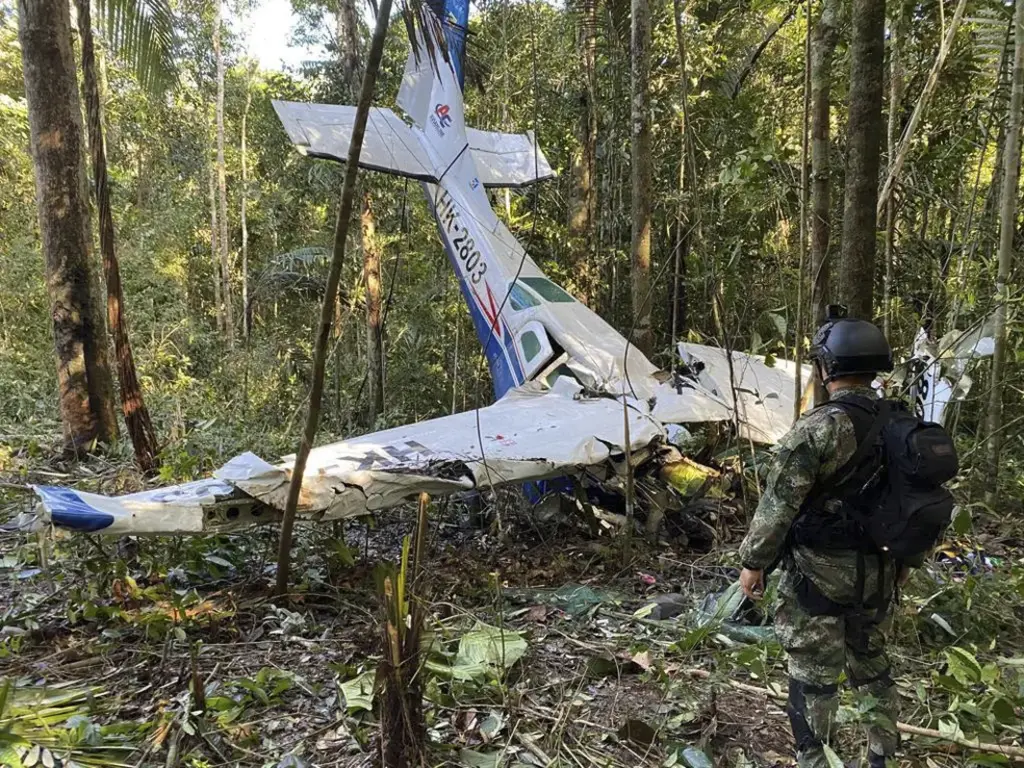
1, 456, 1023, 768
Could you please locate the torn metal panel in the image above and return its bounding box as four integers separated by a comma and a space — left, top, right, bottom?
678, 343, 812, 444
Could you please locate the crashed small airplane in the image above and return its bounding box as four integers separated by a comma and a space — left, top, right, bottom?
27, 0, 985, 537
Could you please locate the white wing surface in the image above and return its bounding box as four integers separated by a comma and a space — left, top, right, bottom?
272, 101, 438, 182
32, 382, 663, 536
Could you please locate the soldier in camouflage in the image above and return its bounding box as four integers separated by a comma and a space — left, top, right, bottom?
738, 311, 914, 768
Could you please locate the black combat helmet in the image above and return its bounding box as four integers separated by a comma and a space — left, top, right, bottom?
810, 305, 893, 383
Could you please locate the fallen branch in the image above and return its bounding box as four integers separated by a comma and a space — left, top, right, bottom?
682, 669, 1024, 761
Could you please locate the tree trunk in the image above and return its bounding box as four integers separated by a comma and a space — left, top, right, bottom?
631, 0, 654, 357
19, 0, 119, 451
362, 196, 384, 425
241, 67, 253, 340
336, 0, 361, 98
276, 0, 393, 597
876, 0, 969, 217
671, 0, 698, 342
208, 147, 223, 332
336, 0, 385, 425
795, 0, 811, 420
985, 0, 1024, 503
75, 0, 158, 471
882, 18, 903, 338
809, 0, 840, 404
568, 0, 598, 305
838, 0, 886, 320
214, 0, 233, 346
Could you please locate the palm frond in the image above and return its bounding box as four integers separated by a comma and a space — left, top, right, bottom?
93, 0, 177, 95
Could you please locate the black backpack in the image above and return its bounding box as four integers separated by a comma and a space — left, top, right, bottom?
794, 395, 960, 561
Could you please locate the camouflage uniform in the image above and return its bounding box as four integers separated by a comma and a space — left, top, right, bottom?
739, 386, 900, 768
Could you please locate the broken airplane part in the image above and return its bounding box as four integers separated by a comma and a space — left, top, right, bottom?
26, 1, 978, 538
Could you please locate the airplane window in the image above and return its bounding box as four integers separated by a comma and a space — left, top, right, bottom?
509, 283, 540, 311
521, 330, 542, 362
521, 277, 575, 303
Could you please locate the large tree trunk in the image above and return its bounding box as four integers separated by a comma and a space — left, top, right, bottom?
19, 0, 119, 450
75, 0, 158, 471
837, 0, 886, 320
568, 0, 598, 305
630, 0, 654, 357
214, 0, 233, 346
985, 0, 1024, 503
337, 0, 385, 425
809, 0, 840, 404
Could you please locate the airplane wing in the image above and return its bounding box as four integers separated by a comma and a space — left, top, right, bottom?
466, 128, 555, 187
678, 343, 813, 444
30, 380, 664, 536
272, 102, 555, 189
272, 100, 439, 182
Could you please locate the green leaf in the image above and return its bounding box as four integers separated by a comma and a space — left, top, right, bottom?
203, 555, 234, 570
952, 506, 972, 535
426, 623, 527, 682
339, 671, 375, 713
0, 743, 25, 768
93, 0, 177, 94
459, 748, 502, 768
990, 696, 1017, 725
946, 647, 983, 685
821, 744, 844, 768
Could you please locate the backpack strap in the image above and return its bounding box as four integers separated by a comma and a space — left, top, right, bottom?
806, 396, 889, 508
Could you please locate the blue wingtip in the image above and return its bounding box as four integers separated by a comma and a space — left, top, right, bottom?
33, 486, 115, 533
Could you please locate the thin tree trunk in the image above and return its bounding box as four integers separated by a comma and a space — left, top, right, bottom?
838, 0, 886, 320
876, 0, 969, 217
568, 0, 597, 305
363, 197, 384, 424
19, 0, 118, 450
214, 0, 233, 346
795, 0, 811, 420
76, 0, 158, 471
985, 0, 1024, 504
241, 66, 253, 340
631, 0, 654, 357
208, 148, 223, 332
337, 0, 385, 425
810, 0, 840, 404
276, 0, 392, 596
672, 0, 697, 341
882, 19, 903, 339
730, 4, 798, 99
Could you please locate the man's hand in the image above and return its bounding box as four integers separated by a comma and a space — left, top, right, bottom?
740, 568, 764, 600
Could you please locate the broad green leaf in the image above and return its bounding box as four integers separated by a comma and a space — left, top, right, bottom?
821, 744, 844, 768
459, 748, 502, 768
339, 671, 376, 713
0, 743, 25, 768
946, 647, 983, 685
952, 506, 972, 535
426, 623, 527, 682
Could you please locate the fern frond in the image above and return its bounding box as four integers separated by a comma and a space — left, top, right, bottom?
93, 0, 177, 94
